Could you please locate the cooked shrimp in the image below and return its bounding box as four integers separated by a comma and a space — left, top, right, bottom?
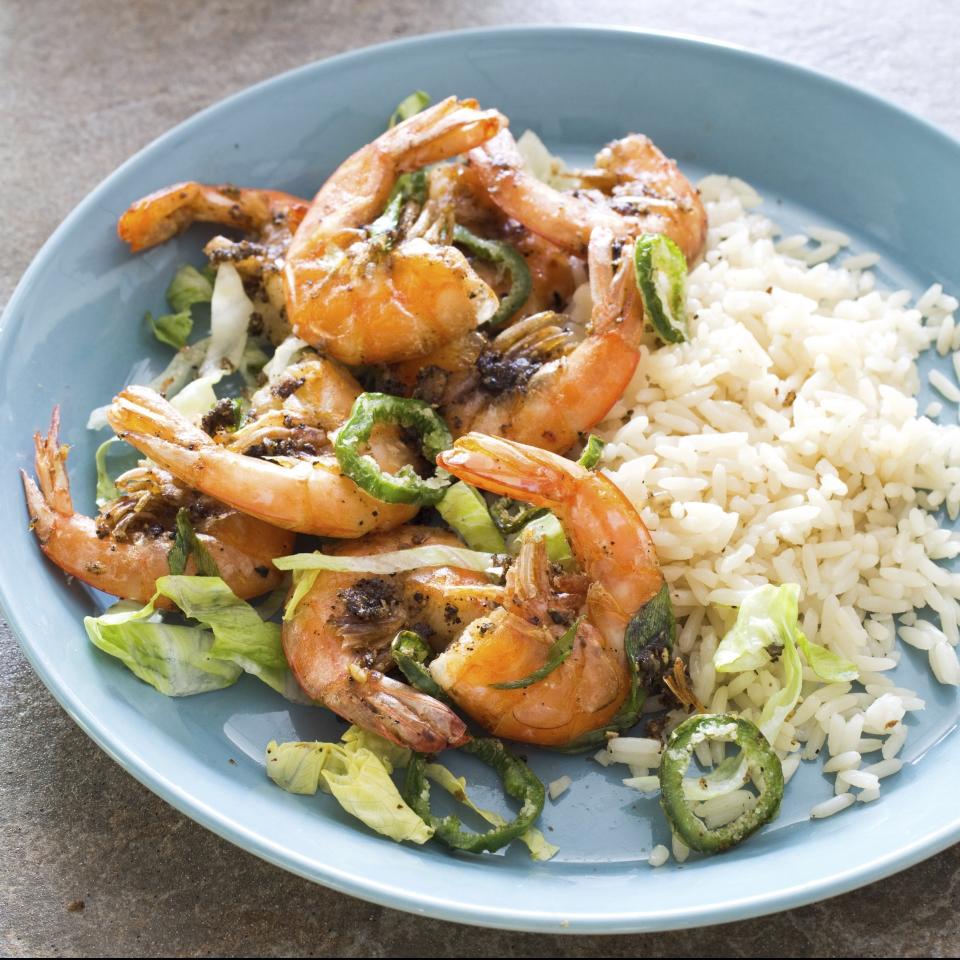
428, 226, 644, 452
282, 97, 506, 365
21, 409, 294, 603
283, 527, 501, 751
429, 433, 665, 747
118, 181, 309, 255
468, 129, 707, 263
118, 182, 310, 342
107, 357, 420, 538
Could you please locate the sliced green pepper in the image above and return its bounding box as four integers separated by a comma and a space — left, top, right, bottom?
168, 508, 221, 577
489, 497, 547, 534
556, 580, 675, 752
390, 630, 448, 700
577, 435, 605, 470
368, 170, 428, 246
633, 233, 689, 344
403, 737, 545, 854
490, 616, 583, 690
453, 224, 532, 329
334, 392, 452, 505
659, 713, 784, 853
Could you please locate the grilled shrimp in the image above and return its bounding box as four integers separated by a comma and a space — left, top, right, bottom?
468, 129, 707, 263
283, 527, 500, 751
426, 226, 644, 453
106, 356, 419, 538
118, 182, 310, 341
429, 433, 665, 747
21, 409, 294, 603
282, 97, 505, 365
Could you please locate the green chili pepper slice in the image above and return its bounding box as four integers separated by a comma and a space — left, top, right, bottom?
577, 435, 605, 470
403, 737, 545, 854
490, 616, 583, 690
633, 233, 689, 344
168, 508, 221, 577
368, 170, 428, 246
659, 713, 784, 853
556, 581, 675, 752
489, 497, 547, 534
452, 224, 532, 330
334, 392, 452, 505
390, 630, 448, 700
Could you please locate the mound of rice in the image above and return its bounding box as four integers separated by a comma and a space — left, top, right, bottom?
595, 175, 960, 828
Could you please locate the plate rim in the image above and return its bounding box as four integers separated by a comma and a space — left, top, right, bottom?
2, 24, 959, 934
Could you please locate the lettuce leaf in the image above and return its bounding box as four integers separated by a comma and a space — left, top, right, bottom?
94, 437, 122, 506
265, 735, 432, 844
388, 91, 430, 128
797, 633, 858, 682
83, 575, 307, 701
167, 264, 214, 313
436, 482, 506, 552
713, 583, 806, 744
517, 512, 574, 568
714, 583, 802, 674
201, 263, 252, 377
276, 545, 498, 620
261, 335, 309, 384
147, 309, 193, 349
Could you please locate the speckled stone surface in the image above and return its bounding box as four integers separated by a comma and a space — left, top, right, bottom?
2, 1, 959, 956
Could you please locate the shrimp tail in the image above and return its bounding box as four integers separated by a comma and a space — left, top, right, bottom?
108, 386, 210, 446
29, 407, 74, 516
436, 433, 580, 510
325, 673, 469, 753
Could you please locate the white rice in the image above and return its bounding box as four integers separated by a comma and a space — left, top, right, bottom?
548, 775, 572, 801
649, 844, 670, 867
597, 175, 960, 818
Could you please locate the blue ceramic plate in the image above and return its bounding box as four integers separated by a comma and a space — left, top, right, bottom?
1, 27, 958, 933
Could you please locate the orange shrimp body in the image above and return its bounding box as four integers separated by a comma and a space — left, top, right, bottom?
430, 434, 664, 747
21, 410, 294, 604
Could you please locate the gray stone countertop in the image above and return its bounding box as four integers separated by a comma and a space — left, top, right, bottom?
2, 1, 958, 956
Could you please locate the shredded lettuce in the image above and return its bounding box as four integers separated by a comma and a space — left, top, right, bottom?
517, 513, 574, 568
277, 545, 497, 620
147, 309, 193, 349
797, 633, 858, 682
388, 91, 430, 128
84, 575, 307, 701
515, 130, 575, 189
265, 732, 432, 844
437, 482, 506, 552
274, 545, 496, 575
713, 584, 806, 743
168, 370, 225, 417
261, 335, 309, 384
167, 264, 214, 313
94, 437, 122, 506
201, 263, 252, 378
